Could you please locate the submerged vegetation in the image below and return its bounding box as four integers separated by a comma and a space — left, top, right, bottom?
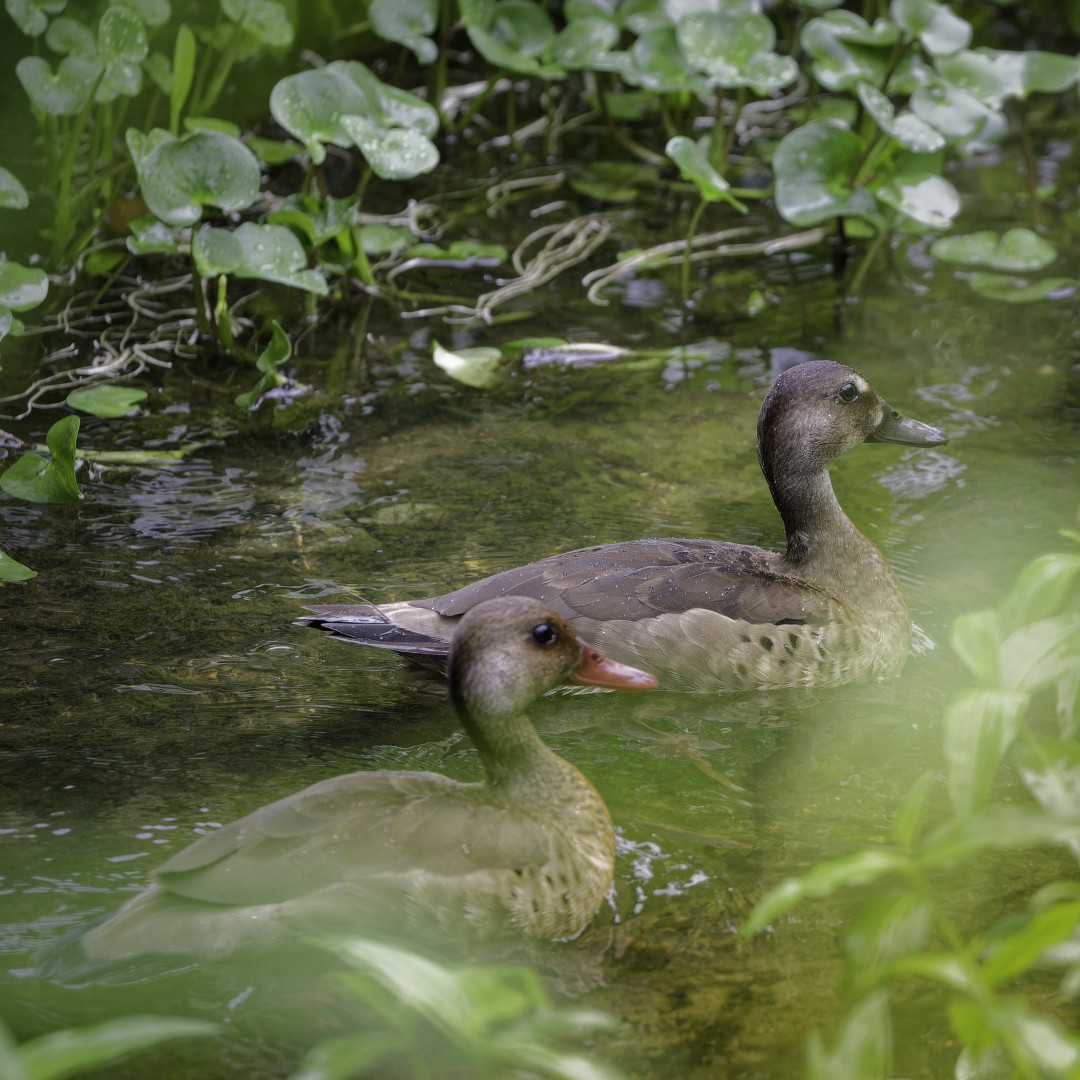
2, 0, 1080, 1077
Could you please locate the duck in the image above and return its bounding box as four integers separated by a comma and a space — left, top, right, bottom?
300, 360, 948, 693
50, 597, 657, 977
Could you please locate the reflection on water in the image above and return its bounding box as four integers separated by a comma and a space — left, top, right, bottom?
2, 242, 1079, 1078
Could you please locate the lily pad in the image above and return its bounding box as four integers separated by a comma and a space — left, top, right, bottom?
665, 136, 745, 211
370, 0, 438, 65
856, 82, 944, 153
192, 222, 329, 295
929, 228, 1057, 272
130, 129, 259, 226
66, 386, 148, 418
0, 167, 29, 210
0, 550, 37, 581
966, 273, 1077, 304
16, 54, 102, 116
340, 115, 439, 181
0, 260, 48, 311
433, 340, 503, 389
773, 121, 876, 227
0, 415, 81, 504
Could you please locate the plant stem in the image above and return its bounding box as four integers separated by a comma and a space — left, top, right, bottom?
680, 199, 707, 305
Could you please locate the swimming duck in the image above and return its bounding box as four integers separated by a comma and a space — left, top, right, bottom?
301, 361, 948, 693
63, 598, 656, 972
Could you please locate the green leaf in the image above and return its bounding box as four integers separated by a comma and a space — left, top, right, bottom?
98, 6, 148, 64
130, 129, 260, 226
625, 28, 709, 94
0, 416, 81, 504
20, 1017, 217, 1080
0, 306, 16, 344
0, 167, 29, 210
890, 0, 971, 57
1000, 552, 1080, 629
930, 228, 1058, 272
921, 807, 1080, 869
245, 135, 302, 164
676, 11, 789, 90
807, 992, 891, 1080
114, 0, 172, 28
183, 116, 242, 136
0, 260, 48, 312
370, 0, 438, 64
892, 770, 934, 851
743, 849, 911, 935
935, 50, 1013, 109
66, 386, 148, 418
843, 890, 933, 978
980, 900, 1080, 989
170, 23, 195, 133
192, 223, 329, 295
433, 340, 503, 389
856, 82, 945, 153
965, 273, 1077, 303
800, 10, 897, 92
16, 54, 102, 116
773, 121, 877, 227
357, 224, 415, 254
951, 608, 1001, 683
944, 689, 1030, 816
550, 17, 620, 69
222, 0, 294, 47
290, 1032, 402, 1080
665, 136, 745, 210
888, 952, 981, 994
910, 80, 1000, 143
5, 0, 65, 36
126, 215, 179, 256
236, 321, 292, 408
875, 171, 960, 229
45, 16, 98, 57
0, 550, 37, 581
339, 116, 439, 181
999, 615, 1080, 694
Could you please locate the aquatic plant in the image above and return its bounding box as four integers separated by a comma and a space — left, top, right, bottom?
745, 532, 1080, 1079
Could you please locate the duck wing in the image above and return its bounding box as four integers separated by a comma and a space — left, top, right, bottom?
152, 770, 553, 907
425, 538, 838, 628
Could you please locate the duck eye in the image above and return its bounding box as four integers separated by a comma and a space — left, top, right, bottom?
531, 623, 558, 647
837, 381, 859, 403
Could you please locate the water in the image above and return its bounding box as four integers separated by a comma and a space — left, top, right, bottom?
3, 179, 1080, 1077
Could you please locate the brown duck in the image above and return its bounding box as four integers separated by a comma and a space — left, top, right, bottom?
66, 598, 656, 971
301, 361, 949, 693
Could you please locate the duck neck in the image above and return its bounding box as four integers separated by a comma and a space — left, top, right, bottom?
766, 461, 867, 570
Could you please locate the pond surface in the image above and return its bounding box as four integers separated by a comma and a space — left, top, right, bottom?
2, 146, 1080, 1078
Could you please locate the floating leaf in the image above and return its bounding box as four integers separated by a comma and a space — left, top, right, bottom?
0, 550, 37, 581
339, 115, 439, 180
966, 273, 1077, 304
0, 168, 29, 210
929, 228, 1057, 272
0, 415, 81, 504
433, 340, 503, 389
0, 260, 48, 312
130, 129, 259, 226
66, 386, 148, 418
370, 0, 438, 64
773, 121, 876, 227
192, 222, 328, 294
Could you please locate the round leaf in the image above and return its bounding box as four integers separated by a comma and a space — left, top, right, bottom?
800, 11, 896, 91
222, 0, 294, 47
550, 17, 619, 70
665, 135, 745, 210
98, 6, 149, 64
114, 0, 172, 27
0, 260, 48, 311
370, 0, 438, 64
6, 0, 66, 36
910, 81, 996, 141
929, 228, 1057, 272
773, 121, 876, 227
340, 115, 439, 180
0, 167, 29, 210
16, 55, 102, 116
66, 386, 148, 418
134, 130, 260, 226
890, 0, 971, 57
857, 82, 944, 153
875, 174, 959, 229
433, 340, 502, 389
192, 223, 328, 294
676, 11, 776, 87
45, 16, 98, 57
965, 273, 1078, 304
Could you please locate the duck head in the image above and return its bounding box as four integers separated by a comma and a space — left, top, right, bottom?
447, 596, 657, 725
757, 360, 948, 483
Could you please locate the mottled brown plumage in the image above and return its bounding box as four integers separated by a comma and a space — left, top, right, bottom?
301, 361, 948, 692
60, 599, 655, 974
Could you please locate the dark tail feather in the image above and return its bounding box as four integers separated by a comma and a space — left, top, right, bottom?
297, 605, 451, 665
